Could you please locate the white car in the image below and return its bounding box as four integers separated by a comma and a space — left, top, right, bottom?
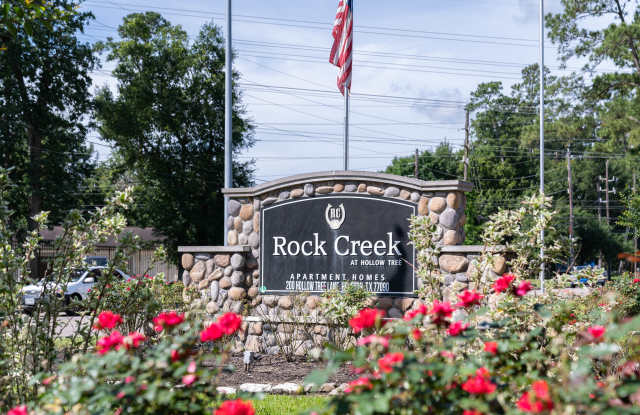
21, 266, 128, 313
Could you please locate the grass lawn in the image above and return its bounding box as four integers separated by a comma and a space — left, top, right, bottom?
251, 395, 328, 415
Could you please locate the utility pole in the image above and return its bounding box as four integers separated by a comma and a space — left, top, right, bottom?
538, 0, 545, 293
414, 149, 419, 179
464, 108, 470, 181
605, 159, 610, 223
567, 146, 574, 270
634, 170, 638, 276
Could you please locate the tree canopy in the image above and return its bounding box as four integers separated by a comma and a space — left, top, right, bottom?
94, 12, 255, 258
0, 0, 97, 231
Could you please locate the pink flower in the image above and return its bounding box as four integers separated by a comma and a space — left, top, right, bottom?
447, 321, 469, 336
125, 376, 135, 384
440, 350, 455, 359
484, 341, 498, 355
116, 391, 125, 399
96, 331, 124, 354
200, 322, 223, 342
345, 376, 373, 393
7, 405, 28, 415
588, 325, 606, 339
633, 278, 640, 284
463, 411, 484, 415
356, 334, 389, 348
93, 311, 123, 331
461, 367, 496, 395
377, 352, 404, 374
217, 312, 242, 335
403, 304, 428, 321
456, 290, 483, 308
153, 311, 185, 332
214, 399, 255, 415
171, 349, 182, 362
429, 300, 455, 326
187, 361, 196, 373
42, 375, 56, 385
123, 332, 146, 349
349, 308, 385, 333
182, 374, 197, 386
517, 380, 554, 413
515, 281, 532, 297
493, 273, 515, 293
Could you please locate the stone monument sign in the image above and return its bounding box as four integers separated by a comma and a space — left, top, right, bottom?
261, 194, 416, 295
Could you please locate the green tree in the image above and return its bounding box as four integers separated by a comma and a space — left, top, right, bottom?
384, 142, 461, 180
0, 0, 76, 50
95, 12, 254, 259
0, 0, 97, 233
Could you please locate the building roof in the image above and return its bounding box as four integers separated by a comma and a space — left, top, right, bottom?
40, 226, 165, 247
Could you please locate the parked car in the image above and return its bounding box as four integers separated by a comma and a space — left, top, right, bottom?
21, 266, 128, 314
84, 256, 108, 267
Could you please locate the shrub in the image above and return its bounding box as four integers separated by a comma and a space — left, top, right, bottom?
8, 310, 252, 415
308, 276, 640, 414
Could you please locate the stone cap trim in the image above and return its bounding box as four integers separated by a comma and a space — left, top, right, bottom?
440, 245, 506, 253
177, 245, 251, 253
222, 170, 473, 197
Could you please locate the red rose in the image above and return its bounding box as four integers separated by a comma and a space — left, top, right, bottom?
214, 399, 255, 415
7, 405, 28, 415
217, 312, 242, 335
93, 311, 123, 331
514, 281, 532, 297
170, 349, 182, 362
377, 352, 404, 374
456, 290, 483, 308
344, 376, 373, 393
349, 308, 385, 333
429, 300, 455, 325
588, 325, 606, 339
447, 321, 469, 336
493, 273, 515, 293
411, 328, 422, 341
463, 411, 483, 415
517, 380, 554, 413
633, 278, 640, 284
153, 311, 185, 332
461, 367, 496, 395
484, 341, 498, 355
96, 330, 124, 355
403, 304, 428, 321
200, 322, 223, 342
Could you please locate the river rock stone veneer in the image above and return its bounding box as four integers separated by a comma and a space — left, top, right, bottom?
177, 171, 511, 355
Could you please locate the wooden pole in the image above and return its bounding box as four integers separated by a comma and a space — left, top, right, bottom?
464, 108, 469, 181
605, 159, 610, 224
567, 145, 574, 270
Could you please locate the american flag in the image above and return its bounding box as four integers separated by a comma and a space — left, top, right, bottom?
329, 0, 352, 95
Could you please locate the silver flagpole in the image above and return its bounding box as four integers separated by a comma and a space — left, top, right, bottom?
224, 0, 232, 246
344, 87, 349, 170
539, 0, 545, 292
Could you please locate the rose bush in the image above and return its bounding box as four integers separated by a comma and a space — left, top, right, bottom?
309, 273, 640, 415
7, 310, 252, 415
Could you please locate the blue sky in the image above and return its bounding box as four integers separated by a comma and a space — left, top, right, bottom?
79, 0, 569, 183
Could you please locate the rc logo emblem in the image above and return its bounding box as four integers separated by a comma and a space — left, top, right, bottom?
324, 203, 345, 230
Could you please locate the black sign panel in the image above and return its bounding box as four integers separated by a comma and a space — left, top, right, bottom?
260, 195, 416, 296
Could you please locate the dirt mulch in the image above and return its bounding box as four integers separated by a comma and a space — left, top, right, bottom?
212, 354, 354, 387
